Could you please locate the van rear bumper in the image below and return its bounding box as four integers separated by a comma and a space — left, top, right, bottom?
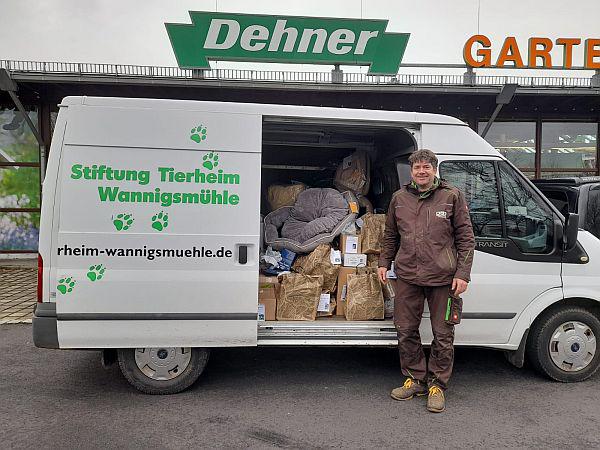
32, 303, 59, 349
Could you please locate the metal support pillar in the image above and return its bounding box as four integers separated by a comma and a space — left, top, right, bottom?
0, 69, 46, 181
480, 83, 518, 139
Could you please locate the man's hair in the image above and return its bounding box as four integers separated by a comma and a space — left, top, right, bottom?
408, 149, 438, 169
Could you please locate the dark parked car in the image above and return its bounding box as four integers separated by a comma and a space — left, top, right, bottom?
533, 177, 600, 240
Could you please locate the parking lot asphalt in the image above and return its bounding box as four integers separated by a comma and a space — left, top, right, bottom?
2, 324, 600, 449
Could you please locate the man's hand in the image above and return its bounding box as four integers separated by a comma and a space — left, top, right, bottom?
452, 278, 468, 296
378, 267, 388, 284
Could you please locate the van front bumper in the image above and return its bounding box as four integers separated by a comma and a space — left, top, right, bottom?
32, 303, 59, 349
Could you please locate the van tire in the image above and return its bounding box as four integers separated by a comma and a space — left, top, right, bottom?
527, 307, 600, 382
118, 347, 210, 394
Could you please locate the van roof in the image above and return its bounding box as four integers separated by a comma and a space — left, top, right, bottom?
60, 96, 467, 127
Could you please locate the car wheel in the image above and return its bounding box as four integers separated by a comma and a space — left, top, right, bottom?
528, 307, 600, 382
118, 347, 209, 394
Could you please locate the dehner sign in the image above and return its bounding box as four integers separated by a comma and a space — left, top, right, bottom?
165, 12, 410, 75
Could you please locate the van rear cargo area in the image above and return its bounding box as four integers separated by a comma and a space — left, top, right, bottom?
257, 117, 416, 341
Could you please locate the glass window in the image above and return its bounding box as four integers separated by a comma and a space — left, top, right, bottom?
0, 109, 40, 163
498, 162, 554, 253
479, 122, 536, 170
585, 185, 600, 240
0, 212, 40, 251
0, 167, 41, 208
440, 161, 502, 238
541, 122, 597, 170
536, 189, 571, 217
0, 107, 41, 252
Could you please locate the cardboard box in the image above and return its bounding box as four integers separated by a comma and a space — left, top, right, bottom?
340, 234, 361, 254
343, 253, 368, 267
336, 267, 356, 316
259, 275, 281, 298
258, 275, 279, 321
258, 286, 277, 321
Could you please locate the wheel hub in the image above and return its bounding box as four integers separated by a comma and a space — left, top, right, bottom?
134, 347, 192, 380
549, 321, 596, 372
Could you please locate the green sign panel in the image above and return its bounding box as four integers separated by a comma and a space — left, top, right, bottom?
165, 12, 410, 75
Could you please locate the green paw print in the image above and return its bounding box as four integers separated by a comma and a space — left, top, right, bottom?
190, 125, 207, 143
113, 213, 134, 231
152, 211, 169, 231
57, 277, 76, 295
87, 264, 106, 282
203, 152, 219, 170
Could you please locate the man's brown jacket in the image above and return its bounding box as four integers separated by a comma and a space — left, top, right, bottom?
379, 179, 475, 286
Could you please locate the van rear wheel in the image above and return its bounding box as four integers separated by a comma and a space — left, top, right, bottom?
528, 307, 600, 382
118, 347, 209, 394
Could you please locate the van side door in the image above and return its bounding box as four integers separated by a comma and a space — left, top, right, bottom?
52, 103, 261, 348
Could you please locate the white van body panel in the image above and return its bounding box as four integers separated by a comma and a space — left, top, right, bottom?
64, 104, 261, 153
63, 96, 465, 127
421, 123, 499, 156
562, 231, 600, 302
507, 229, 600, 347
39, 109, 69, 303
507, 287, 565, 348
58, 320, 254, 349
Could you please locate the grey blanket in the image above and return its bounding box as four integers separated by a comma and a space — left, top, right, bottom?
281, 188, 349, 244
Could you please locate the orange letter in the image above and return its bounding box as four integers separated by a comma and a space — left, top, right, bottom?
585, 39, 600, 69
556, 38, 581, 69
528, 37, 553, 68
496, 37, 524, 67
463, 34, 492, 67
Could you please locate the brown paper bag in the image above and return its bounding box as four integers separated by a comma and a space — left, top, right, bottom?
292, 244, 340, 293
360, 213, 386, 254
367, 253, 380, 268
267, 183, 306, 211
334, 149, 370, 195
345, 268, 384, 321
276, 273, 323, 321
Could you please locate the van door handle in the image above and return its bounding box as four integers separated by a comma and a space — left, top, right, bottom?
238, 245, 248, 264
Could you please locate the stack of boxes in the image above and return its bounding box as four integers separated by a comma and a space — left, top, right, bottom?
258, 275, 278, 321
335, 233, 367, 316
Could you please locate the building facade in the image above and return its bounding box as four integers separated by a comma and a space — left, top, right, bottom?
1, 60, 599, 252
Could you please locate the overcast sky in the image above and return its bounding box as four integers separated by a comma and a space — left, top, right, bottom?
0, 0, 598, 76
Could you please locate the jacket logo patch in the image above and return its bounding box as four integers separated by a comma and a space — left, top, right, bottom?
435, 211, 447, 219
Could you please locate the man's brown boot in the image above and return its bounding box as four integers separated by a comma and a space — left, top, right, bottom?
390, 378, 428, 401
427, 386, 445, 413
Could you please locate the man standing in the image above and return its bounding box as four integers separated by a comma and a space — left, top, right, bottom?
378, 149, 475, 413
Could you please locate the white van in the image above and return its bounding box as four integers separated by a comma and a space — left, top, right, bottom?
33, 96, 600, 394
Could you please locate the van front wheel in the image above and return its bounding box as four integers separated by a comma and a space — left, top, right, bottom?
528, 307, 600, 382
118, 347, 209, 394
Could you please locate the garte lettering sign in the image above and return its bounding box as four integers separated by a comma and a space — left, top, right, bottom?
165, 12, 410, 75
464, 35, 600, 69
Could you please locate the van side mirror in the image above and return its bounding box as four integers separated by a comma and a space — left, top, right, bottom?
564, 213, 579, 252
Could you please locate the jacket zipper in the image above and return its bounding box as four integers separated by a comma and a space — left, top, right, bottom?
446, 248, 454, 268
427, 207, 430, 228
